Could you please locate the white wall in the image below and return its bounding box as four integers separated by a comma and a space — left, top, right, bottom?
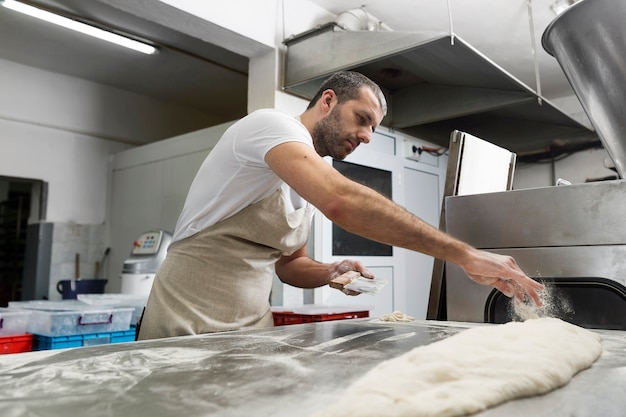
107, 123, 233, 292
0, 115, 128, 225
158, 0, 279, 50
0, 59, 218, 145
159, 0, 334, 114
0, 65, 133, 294
0, 56, 239, 223
514, 147, 615, 189
0, 56, 223, 297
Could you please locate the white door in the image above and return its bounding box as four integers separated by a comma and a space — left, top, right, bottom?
403, 167, 441, 319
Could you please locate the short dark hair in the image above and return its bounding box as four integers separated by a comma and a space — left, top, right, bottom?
306, 71, 387, 115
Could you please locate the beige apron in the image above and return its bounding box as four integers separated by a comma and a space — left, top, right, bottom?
137, 188, 312, 340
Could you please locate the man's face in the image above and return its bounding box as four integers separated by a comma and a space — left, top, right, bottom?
312, 87, 384, 160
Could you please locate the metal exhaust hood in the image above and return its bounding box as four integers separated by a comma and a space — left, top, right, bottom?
283, 23, 596, 154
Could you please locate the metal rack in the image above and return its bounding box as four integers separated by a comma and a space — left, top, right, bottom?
0, 195, 29, 305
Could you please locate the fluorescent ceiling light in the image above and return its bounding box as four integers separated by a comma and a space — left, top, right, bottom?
1, 0, 157, 55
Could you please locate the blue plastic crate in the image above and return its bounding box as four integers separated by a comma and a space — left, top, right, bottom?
33, 329, 135, 350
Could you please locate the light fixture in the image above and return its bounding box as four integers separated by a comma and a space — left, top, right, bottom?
1, 0, 157, 55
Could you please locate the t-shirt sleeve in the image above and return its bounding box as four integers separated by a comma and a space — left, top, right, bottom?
233, 110, 313, 167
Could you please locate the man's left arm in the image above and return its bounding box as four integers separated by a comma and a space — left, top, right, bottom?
274, 246, 372, 289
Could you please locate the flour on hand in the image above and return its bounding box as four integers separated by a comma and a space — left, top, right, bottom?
311, 318, 602, 417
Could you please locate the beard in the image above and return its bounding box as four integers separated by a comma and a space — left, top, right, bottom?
311, 105, 354, 160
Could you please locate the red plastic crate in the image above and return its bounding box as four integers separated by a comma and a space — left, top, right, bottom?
272, 313, 307, 326
0, 333, 33, 354
272, 310, 369, 326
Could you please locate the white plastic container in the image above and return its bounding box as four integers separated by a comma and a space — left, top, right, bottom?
78, 293, 147, 325
0, 308, 32, 336
8, 300, 133, 337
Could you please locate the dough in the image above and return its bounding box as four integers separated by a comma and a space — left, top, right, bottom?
312, 318, 602, 417
379, 311, 415, 322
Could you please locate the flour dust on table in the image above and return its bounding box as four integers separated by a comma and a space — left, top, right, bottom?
311, 318, 602, 417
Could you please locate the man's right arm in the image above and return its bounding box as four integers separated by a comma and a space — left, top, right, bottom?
265, 141, 543, 305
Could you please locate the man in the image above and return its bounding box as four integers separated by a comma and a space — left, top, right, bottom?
137, 71, 543, 340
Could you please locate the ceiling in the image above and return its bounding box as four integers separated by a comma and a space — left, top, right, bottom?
0, 0, 251, 134
0, 0, 590, 152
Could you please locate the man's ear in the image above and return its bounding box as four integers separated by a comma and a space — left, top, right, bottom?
320, 89, 336, 113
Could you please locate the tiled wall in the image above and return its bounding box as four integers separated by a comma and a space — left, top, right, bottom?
48, 222, 109, 300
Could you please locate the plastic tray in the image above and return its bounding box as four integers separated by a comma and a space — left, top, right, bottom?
0, 333, 33, 354
0, 308, 32, 336
8, 300, 133, 337
271, 305, 370, 326
77, 293, 147, 325
33, 329, 135, 350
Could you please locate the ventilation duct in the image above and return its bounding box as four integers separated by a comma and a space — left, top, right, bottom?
334, 8, 392, 32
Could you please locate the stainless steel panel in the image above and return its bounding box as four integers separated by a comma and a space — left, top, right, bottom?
445, 180, 626, 248
445, 181, 626, 323
446, 245, 626, 323
543, 0, 626, 177
284, 25, 447, 92
1, 320, 625, 417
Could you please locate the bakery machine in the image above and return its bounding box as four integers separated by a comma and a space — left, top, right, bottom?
445, 181, 626, 330
445, 0, 626, 331
120, 230, 171, 297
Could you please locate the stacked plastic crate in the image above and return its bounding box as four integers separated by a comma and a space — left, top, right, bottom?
0, 308, 33, 354
7, 300, 135, 351
76, 294, 147, 328
271, 305, 371, 326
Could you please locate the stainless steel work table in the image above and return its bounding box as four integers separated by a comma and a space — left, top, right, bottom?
1, 319, 624, 417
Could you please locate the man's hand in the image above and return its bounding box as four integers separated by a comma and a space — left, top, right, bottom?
460, 248, 544, 306
329, 259, 373, 296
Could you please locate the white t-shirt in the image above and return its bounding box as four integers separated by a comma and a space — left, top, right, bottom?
172, 109, 314, 244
